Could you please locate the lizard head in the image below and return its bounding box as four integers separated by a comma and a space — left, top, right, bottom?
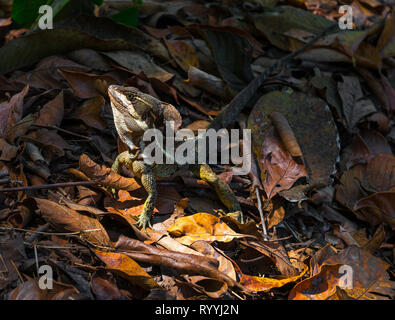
108, 85, 164, 134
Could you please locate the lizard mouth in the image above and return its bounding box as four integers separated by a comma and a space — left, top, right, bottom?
108, 84, 121, 103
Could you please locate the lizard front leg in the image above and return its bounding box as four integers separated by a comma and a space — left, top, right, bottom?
111, 153, 157, 230
111, 151, 133, 174
191, 164, 243, 223
132, 160, 157, 231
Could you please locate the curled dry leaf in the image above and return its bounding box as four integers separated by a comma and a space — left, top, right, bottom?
376, 11, 395, 59
353, 192, 395, 228
0, 235, 27, 291
248, 90, 339, 188
70, 96, 107, 130
261, 127, 308, 199
269, 111, 303, 157
34, 198, 112, 248
90, 271, 123, 300
164, 38, 199, 72
289, 245, 395, 300
352, 224, 386, 253
167, 212, 248, 246
59, 69, 118, 99
0, 85, 29, 139
186, 66, 228, 99
0, 138, 18, 161
79, 153, 142, 192
336, 154, 395, 224
190, 240, 237, 281
115, 235, 242, 289
104, 186, 182, 222
8, 278, 79, 300
338, 76, 376, 132
34, 91, 64, 127
183, 275, 228, 299
94, 250, 159, 290
101, 50, 174, 82
24, 128, 72, 157
236, 263, 308, 293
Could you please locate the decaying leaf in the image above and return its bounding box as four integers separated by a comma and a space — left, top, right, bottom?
34, 198, 112, 248
79, 153, 142, 192
338, 76, 376, 132
248, 90, 339, 188
289, 245, 395, 300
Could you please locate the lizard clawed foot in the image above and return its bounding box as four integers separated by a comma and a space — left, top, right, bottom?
136, 212, 153, 232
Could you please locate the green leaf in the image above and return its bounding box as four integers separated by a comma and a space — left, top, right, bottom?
12, 0, 51, 28
111, 6, 140, 28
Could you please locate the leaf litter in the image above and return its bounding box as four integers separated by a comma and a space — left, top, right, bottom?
0, 0, 394, 301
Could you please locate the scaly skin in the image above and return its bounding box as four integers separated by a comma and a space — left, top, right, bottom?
109, 85, 243, 230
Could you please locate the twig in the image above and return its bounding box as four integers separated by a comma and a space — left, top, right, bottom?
0, 180, 178, 193
10, 260, 24, 283
34, 244, 39, 277
0, 180, 98, 192
31, 124, 93, 141
255, 188, 269, 240
0, 226, 81, 236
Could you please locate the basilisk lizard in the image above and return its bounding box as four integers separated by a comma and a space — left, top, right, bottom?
108, 85, 243, 230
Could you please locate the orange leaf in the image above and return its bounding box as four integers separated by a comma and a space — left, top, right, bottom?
95, 250, 158, 290
167, 212, 246, 246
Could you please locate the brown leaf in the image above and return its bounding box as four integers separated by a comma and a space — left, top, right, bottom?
8, 279, 79, 300
380, 74, 395, 113
186, 66, 228, 99
0, 235, 27, 291
269, 111, 303, 157
0, 85, 29, 139
376, 11, 395, 59
164, 38, 199, 72
342, 129, 392, 169
59, 70, 117, 99
261, 128, 308, 198
115, 235, 242, 289
289, 245, 395, 300
338, 76, 376, 132
183, 275, 228, 298
190, 240, 236, 281
248, 90, 339, 186
336, 154, 395, 215
34, 91, 64, 127
70, 96, 107, 130
79, 153, 142, 192
35, 198, 112, 247
359, 129, 392, 157
365, 154, 395, 192
0, 138, 18, 161
24, 128, 72, 157
90, 271, 123, 300
354, 192, 395, 228
353, 224, 386, 252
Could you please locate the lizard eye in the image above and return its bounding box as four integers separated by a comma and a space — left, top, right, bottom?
127, 93, 135, 100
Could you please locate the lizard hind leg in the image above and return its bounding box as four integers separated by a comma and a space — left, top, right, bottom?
132, 160, 157, 230
191, 164, 243, 223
